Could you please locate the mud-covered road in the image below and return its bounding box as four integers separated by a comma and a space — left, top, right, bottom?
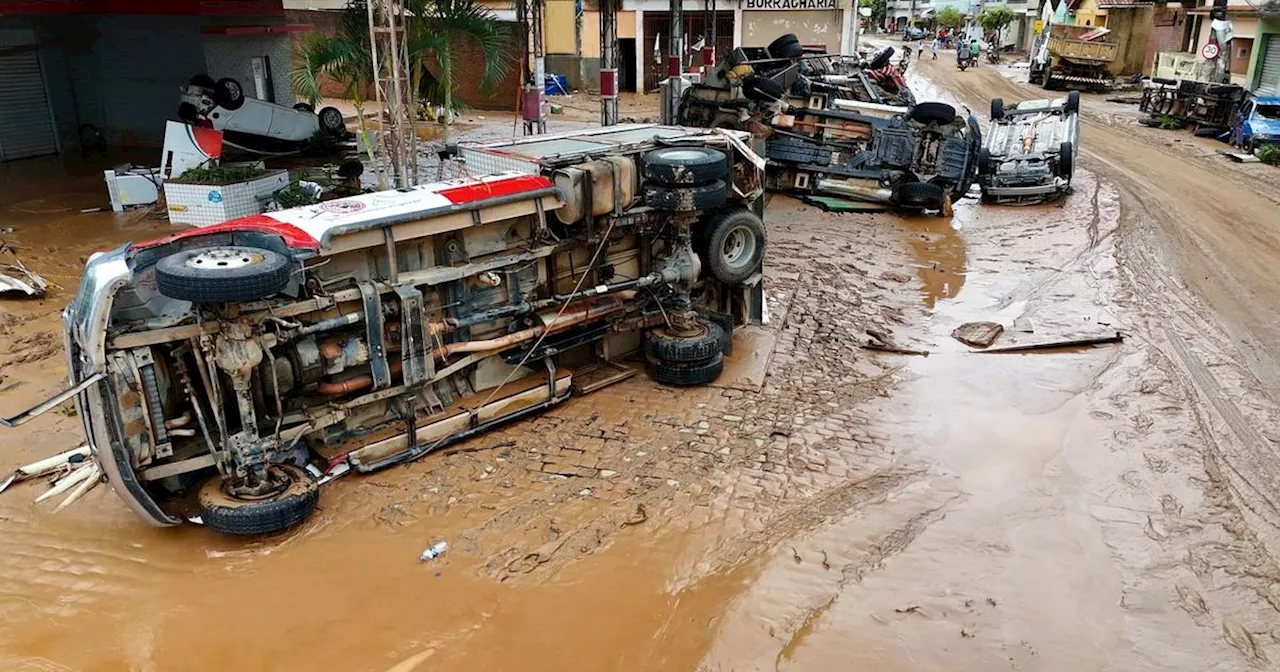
2, 58, 1280, 671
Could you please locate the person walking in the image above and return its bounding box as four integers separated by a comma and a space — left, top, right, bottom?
931, 36, 939, 60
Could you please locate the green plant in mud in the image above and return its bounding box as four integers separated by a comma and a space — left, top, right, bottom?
1155, 115, 1183, 130
1256, 143, 1280, 165
174, 166, 270, 185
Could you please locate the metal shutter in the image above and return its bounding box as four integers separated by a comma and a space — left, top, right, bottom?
0, 50, 57, 161
1259, 35, 1280, 97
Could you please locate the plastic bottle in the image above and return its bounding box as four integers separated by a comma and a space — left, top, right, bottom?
419, 541, 449, 562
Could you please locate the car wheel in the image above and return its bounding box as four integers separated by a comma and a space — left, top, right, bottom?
293, 102, 315, 113
644, 180, 728, 212
646, 353, 725, 387
646, 318, 724, 363
198, 464, 319, 536
318, 106, 346, 135
189, 74, 216, 90
214, 77, 245, 110
908, 102, 957, 125
870, 47, 894, 70
977, 147, 993, 175
893, 181, 946, 209
643, 146, 729, 186
155, 246, 293, 303
990, 97, 1005, 120
767, 33, 804, 59
1065, 90, 1081, 115
742, 74, 785, 102
703, 208, 766, 284
1058, 141, 1074, 181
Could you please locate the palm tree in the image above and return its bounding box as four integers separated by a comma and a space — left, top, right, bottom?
290, 0, 511, 185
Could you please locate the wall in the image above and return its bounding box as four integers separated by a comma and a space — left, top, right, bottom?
545, 0, 578, 54
423, 20, 523, 110
1232, 36, 1254, 75
1195, 13, 1257, 84
203, 33, 294, 104
1103, 7, 1152, 76
1246, 17, 1280, 91
1145, 6, 1188, 74
742, 10, 844, 51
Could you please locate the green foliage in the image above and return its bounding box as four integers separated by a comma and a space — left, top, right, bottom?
1256, 143, 1280, 165
935, 6, 966, 30
861, 0, 888, 26
1155, 115, 1183, 130
174, 166, 269, 185
977, 6, 1017, 35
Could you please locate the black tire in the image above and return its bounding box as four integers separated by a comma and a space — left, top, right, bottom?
1065, 90, 1080, 115
214, 77, 245, 110
958, 60, 968, 72
766, 138, 830, 166
155, 246, 293, 303
646, 318, 724, 363
293, 102, 315, 113
318, 106, 345, 134
702, 311, 734, 355
337, 158, 365, 179
198, 464, 319, 536
977, 147, 993, 176
643, 146, 729, 186
894, 181, 946, 209
767, 33, 804, 59
870, 47, 894, 71
990, 97, 1005, 120
1151, 77, 1176, 86
644, 180, 727, 212
704, 208, 765, 284
742, 74, 785, 102
189, 74, 216, 89
1206, 84, 1237, 95
646, 353, 724, 387
1057, 141, 1074, 181
908, 102, 957, 125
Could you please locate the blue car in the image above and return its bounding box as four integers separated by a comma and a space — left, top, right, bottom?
1230, 95, 1280, 153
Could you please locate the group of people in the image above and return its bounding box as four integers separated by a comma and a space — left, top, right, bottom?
906, 28, 985, 66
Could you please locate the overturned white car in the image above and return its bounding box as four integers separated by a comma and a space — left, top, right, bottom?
978, 92, 1080, 203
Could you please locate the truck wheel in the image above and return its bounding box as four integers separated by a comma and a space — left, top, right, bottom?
908, 102, 957, 125
198, 464, 319, 536
214, 77, 245, 110
742, 75, 785, 102
156, 246, 293, 303
704, 208, 766, 284
646, 317, 724, 363
644, 180, 727, 212
318, 106, 346, 135
643, 146, 729, 186
893, 182, 946, 210
646, 353, 724, 387
1057, 141, 1074, 181
990, 98, 1005, 120
1065, 90, 1080, 115
767, 34, 804, 59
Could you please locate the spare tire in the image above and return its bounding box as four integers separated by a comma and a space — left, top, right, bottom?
156, 246, 293, 303
894, 182, 946, 210
742, 74, 785, 102
870, 47, 894, 71
908, 102, 957, 125
646, 318, 724, 363
768, 33, 804, 59
643, 146, 729, 186
646, 353, 725, 387
198, 464, 319, 536
214, 77, 245, 110
644, 180, 728, 212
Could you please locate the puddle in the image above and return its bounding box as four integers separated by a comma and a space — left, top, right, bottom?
900, 214, 967, 309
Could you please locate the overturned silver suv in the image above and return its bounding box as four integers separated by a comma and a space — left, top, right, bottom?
3, 126, 766, 535
978, 92, 1080, 203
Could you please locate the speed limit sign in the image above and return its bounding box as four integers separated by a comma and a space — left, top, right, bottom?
1202, 42, 1221, 60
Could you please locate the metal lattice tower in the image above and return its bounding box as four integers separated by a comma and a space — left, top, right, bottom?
600, 0, 618, 125
517, 0, 547, 134
367, 0, 418, 187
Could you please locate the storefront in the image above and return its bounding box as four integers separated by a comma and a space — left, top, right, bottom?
741, 0, 847, 54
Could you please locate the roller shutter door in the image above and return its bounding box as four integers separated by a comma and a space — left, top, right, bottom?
0, 50, 57, 161
1258, 35, 1280, 96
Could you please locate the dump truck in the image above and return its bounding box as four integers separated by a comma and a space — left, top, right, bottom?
1030, 24, 1118, 91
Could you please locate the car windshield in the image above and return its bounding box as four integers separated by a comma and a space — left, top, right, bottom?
1255, 104, 1280, 120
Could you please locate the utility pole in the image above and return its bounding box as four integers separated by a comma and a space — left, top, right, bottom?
669, 0, 684, 80
849, 0, 861, 56
600, 0, 619, 125
367, 0, 416, 188
516, 0, 547, 134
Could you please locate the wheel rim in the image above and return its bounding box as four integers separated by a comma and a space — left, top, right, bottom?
186, 248, 263, 270
322, 110, 342, 128
225, 81, 241, 99
721, 225, 757, 269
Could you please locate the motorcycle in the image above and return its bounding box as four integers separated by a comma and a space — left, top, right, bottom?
957, 52, 972, 72
987, 45, 1000, 65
